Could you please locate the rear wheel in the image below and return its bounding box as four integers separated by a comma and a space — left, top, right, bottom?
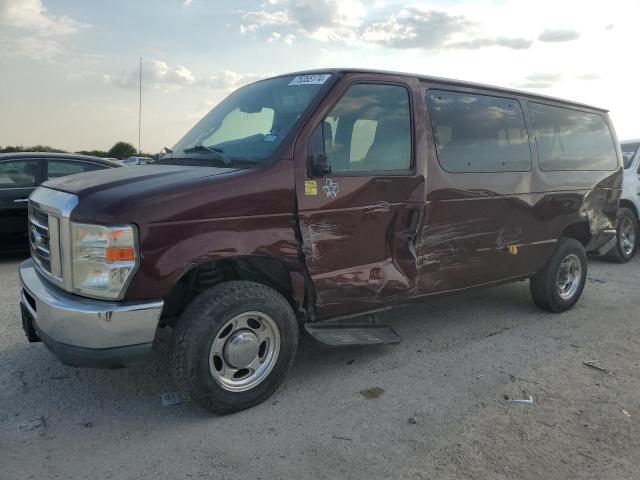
605, 207, 638, 263
530, 238, 588, 313
171, 281, 298, 414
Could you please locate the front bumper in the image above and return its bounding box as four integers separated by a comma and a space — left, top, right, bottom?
19, 259, 163, 368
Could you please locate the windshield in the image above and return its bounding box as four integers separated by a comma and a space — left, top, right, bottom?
167, 74, 332, 166
621, 142, 640, 169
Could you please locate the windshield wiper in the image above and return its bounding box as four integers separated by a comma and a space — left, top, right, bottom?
183, 145, 232, 165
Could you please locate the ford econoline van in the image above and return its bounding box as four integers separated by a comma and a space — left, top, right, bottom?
19, 69, 622, 413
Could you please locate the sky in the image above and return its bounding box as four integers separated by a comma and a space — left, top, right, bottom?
0, 0, 638, 153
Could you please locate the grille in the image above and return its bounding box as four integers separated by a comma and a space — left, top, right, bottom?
29, 204, 52, 273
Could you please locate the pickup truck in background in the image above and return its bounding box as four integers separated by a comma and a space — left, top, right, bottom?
605, 140, 640, 262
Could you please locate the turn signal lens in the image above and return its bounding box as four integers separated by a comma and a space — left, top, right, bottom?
106, 246, 136, 262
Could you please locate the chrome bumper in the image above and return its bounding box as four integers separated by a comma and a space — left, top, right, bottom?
19, 259, 163, 367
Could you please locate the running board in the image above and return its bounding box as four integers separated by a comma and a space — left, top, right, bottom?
304, 322, 401, 347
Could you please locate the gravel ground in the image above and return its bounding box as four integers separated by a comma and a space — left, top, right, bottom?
1, 252, 639, 479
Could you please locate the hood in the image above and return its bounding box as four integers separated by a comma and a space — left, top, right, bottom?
43, 164, 240, 199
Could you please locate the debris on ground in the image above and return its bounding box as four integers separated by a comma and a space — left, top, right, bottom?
618, 407, 631, 417
583, 360, 615, 375
408, 417, 418, 425
506, 395, 534, 405
346, 358, 355, 365
360, 387, 385, 399
161, 391, 189, 407
332, 434, 353, 441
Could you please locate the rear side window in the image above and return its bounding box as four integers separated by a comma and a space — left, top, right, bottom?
47, 160, 104, 179
529, 103, 617, 171
426, 90, 531, 173
0, 160, 40, 188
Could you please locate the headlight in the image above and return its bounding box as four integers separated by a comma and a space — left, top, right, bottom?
71, 222, 138, 299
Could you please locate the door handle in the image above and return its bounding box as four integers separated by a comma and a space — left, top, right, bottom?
407, 209, 420, 238
365, 201, 391, 213
14, 198, 29, 203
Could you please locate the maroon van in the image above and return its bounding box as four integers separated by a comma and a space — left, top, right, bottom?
19, 69, 622, 413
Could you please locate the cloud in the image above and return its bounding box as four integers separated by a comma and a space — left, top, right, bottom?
576, 73, 601, 80
240, 1, 533, 51
105, 62, 266, 93
241, 0, 365, 43
515, 81, 554, 89
0, 0, 88, 61
183, 0, 193, 6
538, 28, 580, 42
446, 36, 532, 50
267, 31, 295, 44
525, 73, 562, 82
104, 60, 195, 92
200, 70, 267, 91
361, 6, 468, 49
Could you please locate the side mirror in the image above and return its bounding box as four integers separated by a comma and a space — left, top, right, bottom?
311, 152, 331, 176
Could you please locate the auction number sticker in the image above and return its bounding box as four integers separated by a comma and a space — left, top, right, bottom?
289, 74, 331, 86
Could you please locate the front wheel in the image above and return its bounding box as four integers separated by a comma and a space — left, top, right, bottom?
171, 281, 299, 414
604, 207, 638, 263
530, 238, 588, 313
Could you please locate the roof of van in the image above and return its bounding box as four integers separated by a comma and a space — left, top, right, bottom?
273, 68, 608, 113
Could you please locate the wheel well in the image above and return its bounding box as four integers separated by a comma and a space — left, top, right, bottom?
620, 199, 639, 221
161, 257, 297, 325
560, 221, 592, 247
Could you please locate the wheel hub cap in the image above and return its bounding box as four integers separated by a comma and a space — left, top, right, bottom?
208, 311, 281, 393
556, 254, 582, 300
620, 217, 636, 255
224, 330, 260, 368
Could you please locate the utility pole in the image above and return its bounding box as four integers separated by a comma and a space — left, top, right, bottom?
138, 57, 142, 154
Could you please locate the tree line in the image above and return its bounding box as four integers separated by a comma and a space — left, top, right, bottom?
0, 142, 156, 160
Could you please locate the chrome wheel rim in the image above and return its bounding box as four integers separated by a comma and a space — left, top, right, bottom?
209, 311, 281, 392
556, 254, 582, 300
619, 216, 636, 256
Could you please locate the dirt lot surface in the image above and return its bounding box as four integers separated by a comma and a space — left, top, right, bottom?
1, 252, 639, 479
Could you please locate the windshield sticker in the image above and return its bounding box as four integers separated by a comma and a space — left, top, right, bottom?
304, 180, 318, 196
263, 134, 278, 142
289, 74, 331, 86
322, 178, 339, 198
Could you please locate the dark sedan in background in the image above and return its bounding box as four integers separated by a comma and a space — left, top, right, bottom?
0, 153, 122, 251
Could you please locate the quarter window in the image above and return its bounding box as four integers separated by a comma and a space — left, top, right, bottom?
322, 84, 412, 173
426, 90, 532, 173
529, 103, 617, 171
0, 160, 40, 188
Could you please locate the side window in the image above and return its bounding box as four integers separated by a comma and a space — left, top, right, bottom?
47, 160, 103, 179
322, 84, 412, 173
529, 103, 617, 171
426, 90, 531, 173
0, 160, 40, 188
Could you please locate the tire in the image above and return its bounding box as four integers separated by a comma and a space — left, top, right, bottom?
530, 238, 588, 313
171, 281, 299, 414
604, 207, 638, 263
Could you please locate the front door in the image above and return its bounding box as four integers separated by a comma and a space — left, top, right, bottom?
0, 159, 42, 249
294, 75, 426, 319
